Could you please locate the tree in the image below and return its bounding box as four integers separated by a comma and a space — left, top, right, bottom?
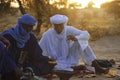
101, 0, 120, 19
86, 0, 94, 8
26, 0, 57, 34
25, 0, 69, 34
15, 0, 70, 35
52, 0, 68, 8
69, 2, 81, 9
0, 0, 11, 15
16, 0, 26, 14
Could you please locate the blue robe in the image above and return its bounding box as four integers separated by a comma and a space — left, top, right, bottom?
0, 30, 53, 80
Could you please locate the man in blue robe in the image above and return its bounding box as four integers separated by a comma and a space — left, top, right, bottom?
0, 14, 54, 80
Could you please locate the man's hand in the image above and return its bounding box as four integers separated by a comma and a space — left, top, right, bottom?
0, 37, 10, 49
67, 35, 77, 41
48, 57, 57, 66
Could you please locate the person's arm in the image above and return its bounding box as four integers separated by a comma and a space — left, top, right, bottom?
0, 35, 10, 49
66, 26, 90, 41
26, 34, 49, 62
2, 33, 23, 77
2, 34, 18, 68
39, 33, 57, 60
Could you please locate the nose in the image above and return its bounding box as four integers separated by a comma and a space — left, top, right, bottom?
27, 27, 33, 32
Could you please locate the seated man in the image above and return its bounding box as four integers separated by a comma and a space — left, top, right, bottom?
0, 14, 54, 80
39, 14, 108, 74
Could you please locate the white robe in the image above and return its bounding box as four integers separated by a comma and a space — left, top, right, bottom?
39, 26, 96, 71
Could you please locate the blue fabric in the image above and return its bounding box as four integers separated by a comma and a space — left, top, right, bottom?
0, 41, 4, 50
0, 41, 4, 72
18, 14, 36, 26
0, 34, 21, 75
0, 41, 17, 74
2, 14, 36, 48
1, 33, 53, 76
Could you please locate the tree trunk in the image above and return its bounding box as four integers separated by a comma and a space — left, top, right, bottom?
34, 0, 44, 34
36, 18, 42, 34
17, 0, 26, 15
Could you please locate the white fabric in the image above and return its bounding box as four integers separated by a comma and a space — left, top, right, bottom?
39, 26, 96, 71
50, 14, 68, 24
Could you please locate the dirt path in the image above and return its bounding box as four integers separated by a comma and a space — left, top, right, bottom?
90, 35, 120, 61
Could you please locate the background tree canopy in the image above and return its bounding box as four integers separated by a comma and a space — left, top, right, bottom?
0, 0, 120, 40
101, 0, 120, 19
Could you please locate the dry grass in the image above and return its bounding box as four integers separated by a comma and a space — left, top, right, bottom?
0, 14, 120, 41
74, 18, 120, 41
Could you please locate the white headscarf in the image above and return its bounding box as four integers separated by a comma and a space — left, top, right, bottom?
50, 14, 68, 25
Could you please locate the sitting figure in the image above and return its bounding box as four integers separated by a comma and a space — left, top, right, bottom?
0, 14, 54, 80
39, 14, 109, 74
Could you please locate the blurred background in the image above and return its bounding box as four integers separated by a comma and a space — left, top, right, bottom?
0, 0, 120, 41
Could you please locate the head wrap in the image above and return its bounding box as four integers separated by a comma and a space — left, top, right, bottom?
50, 14, 68, 25
2, 14, 36, 48
18, 14, 36, 26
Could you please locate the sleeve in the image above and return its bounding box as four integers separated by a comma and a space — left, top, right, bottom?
39, 33, 58, 60
26, 34, 49, 62
67, 26, 90, 51
39, 33, 49, 57
75, 31, 90, 41
67, 26, 90, 41
1, 34, 17, 72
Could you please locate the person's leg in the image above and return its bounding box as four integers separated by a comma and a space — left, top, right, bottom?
81, 46, 96, 65
81, 46, 109, 74
91, 60, 109, 74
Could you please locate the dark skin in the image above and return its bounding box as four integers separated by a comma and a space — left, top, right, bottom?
22, 23, 34, 32
0, 36, 10, 49
54, 23, 77, 41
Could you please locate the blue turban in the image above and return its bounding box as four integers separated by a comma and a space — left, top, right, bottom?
18, 14, 36, 26
2, 14, 36, 48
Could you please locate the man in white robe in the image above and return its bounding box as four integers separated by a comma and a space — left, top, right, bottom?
39, 14, 108, 73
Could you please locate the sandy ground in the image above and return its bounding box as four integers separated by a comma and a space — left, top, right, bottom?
90, 35, 120, 61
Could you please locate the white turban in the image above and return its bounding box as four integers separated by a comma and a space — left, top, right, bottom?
50, 14, 68, 24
